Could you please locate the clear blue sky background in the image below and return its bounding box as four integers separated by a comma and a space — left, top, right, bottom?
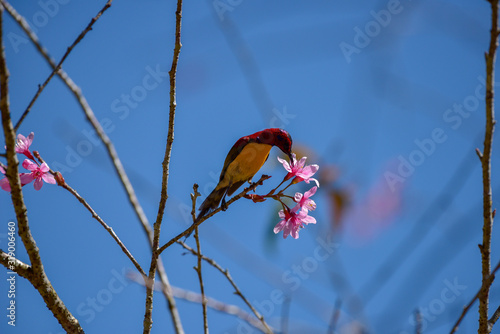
0, 0, 499, 333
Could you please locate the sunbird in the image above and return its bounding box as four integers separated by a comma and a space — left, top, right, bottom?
198, 128, 293, 219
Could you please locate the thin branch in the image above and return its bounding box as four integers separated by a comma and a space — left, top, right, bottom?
0, 250, 33, 281
450, 258, 500, 334
128, 271, 269, 332
2, 1, 184, 327
33, 152, 146, 277
415, 309, 422, 334
489, 305, 500, 329
359, 144, 478, 304
0, 7, 84, 333
143, 0, 184, 333
3, 0, 151, 236
177, 239, 273, 334
191, 185, 208, 333
327, 299, 342, 334
7, 0, 113, 131
479, 0, 498, 332
194, 226, 208, 333
281, 295, 291, 334
158, 174, 271, 255
2, 1, 183, 328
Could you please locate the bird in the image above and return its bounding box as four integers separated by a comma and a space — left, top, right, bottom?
197, 128, 293, 220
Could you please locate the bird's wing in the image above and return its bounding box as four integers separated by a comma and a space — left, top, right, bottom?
219, 136, 253, 182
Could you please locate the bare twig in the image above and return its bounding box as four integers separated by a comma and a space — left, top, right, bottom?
1, 1, 183, 327
360, 144, 478, 304
34, 152, 146, 277
158, 174, 271, 254
489, 305, 500, 329
191, 185, 208, 333
177, 239, 274, 334
143, 1, 184, 333
6, 0, 113, 131
281, 295, 291, 334
0, 251, 33, 281
194, 226, 208, 333
127, 271, 269, 332
415, 309, 422, 334
0, 7, 84, 333
327, 299, 342, 334
479, 1, 498, 332
2, 0, 152, 238
450, 258, 500, 333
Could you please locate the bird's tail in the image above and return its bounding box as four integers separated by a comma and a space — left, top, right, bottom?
197, 186, 227, 221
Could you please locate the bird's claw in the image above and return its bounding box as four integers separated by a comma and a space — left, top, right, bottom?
221, 198, 228, 211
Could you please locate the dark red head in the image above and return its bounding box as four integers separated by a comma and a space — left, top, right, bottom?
254, 128, 293, 162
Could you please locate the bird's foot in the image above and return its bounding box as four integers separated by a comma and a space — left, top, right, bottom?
221, 197, 228, 211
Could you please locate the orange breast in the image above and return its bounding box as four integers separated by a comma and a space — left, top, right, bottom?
218, 143, 272, 188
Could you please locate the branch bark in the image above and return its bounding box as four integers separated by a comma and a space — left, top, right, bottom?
157, 174, 271, 255
0, 1, 183, 328
0, 7, 84, 333
478, 0, 498, 333
143, 0, 184, 333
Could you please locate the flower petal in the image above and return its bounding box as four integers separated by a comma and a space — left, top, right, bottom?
26, 132, 34, 145
304, 186, 317, 198
42, 173, 56, 184
277, 156, 291, 172
302, 214, 317, 225
34, 178, 43, 190
20, 173, 34, 185
0, 178, 11, 192
273, 219, 286, 234
40, 162, 50, 173
22, 159, 37, 171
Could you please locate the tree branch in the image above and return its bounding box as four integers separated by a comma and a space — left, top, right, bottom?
177, 238, 273, 333
143, 0, 184, 333
3, 0, 113, 131
489, 304, 500, 329
158, 174, 271, 255
0, 7, 84, 333
191, 185, 208, 333
479, 1, 498, 333
34, 152, 146, 277
0, 250, 33, 281
1, 1, 183, 327
128, 271, 270, 332
450, 258, 500, 334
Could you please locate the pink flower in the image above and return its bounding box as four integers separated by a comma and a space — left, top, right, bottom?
21, 159, 56, 190
293, 186, 317, 212
273, 208, 316, 239
15, 132, 34, 160
278, 153, 320, 187
0, 166, 10, 192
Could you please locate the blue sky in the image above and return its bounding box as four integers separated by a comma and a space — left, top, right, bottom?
0, 0, 499, 333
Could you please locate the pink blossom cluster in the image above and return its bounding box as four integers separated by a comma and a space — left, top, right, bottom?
1, 133, 55, 192
273, 154, 319, 239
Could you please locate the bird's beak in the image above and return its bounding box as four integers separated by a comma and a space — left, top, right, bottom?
288, 153, 294, 166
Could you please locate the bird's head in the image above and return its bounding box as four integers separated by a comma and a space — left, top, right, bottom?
256, 128, 294, 164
